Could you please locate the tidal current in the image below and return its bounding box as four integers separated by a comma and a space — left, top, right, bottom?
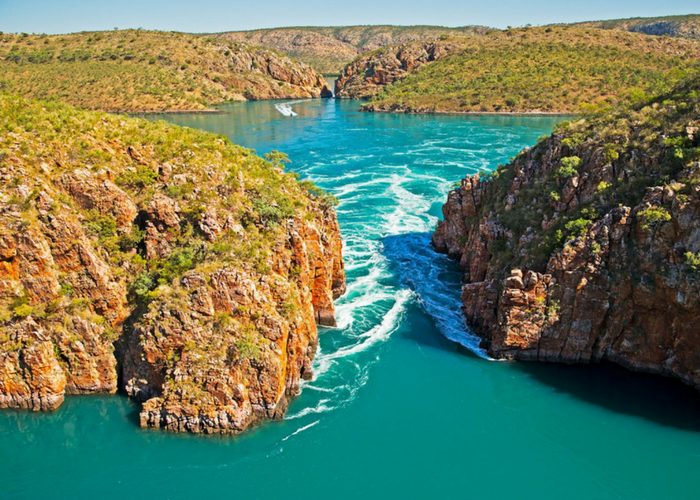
3, 99, 700, 499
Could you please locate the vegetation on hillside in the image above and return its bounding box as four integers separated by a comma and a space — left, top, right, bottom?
0, 30, 328, 112
0, 95, 344, 428
0, 94, 335, 320
473, 68, 700, 273
361, 27, 700, 114
217, 25, 492, 74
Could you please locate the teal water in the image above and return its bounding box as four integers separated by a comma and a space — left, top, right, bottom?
3, 99, 700, 499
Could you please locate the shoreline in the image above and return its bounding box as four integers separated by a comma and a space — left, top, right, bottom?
358, 106, 574, 117
128, 109, 225, 115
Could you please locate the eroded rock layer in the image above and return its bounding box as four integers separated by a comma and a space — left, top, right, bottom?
433, 72, 700, 388
334, 40, 456, 99
0, 96, 345, 433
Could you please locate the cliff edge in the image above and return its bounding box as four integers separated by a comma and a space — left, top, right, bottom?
433, 72, 700, 388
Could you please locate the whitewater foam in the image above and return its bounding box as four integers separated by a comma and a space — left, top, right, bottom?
281, 421, 320, 441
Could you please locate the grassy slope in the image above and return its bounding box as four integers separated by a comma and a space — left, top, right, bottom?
363, 26, 700, 113
0, 30, 320, 112
0, 95, 341, 422
217, 25, 492, 74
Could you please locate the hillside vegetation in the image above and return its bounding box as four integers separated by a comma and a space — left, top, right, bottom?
0, 30, 330, 112
0, 95, 344, 432
217, 25, 492, 74
354, 26, 700, 113
572, 14, 700, 41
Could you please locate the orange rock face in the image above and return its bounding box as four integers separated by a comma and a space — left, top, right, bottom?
228, 46, 332, 99
122, 207, 345, 433
0, 98, 345, 432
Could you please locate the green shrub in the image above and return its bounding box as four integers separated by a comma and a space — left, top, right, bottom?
685, 251, 700, 277
235, 333, 260, 360
555, 156, 583, 179
130, 272, 155, 299
115, 166, 158, 188
565, 218, 591, 237
637, 206, 672, 230
85, 211, 117, 239
12, 304, 34, 318
595, 181, 611, 194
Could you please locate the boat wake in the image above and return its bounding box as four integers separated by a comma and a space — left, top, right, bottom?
274, 102, 298, 117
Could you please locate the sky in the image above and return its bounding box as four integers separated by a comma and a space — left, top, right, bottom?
0, 0, 697, 34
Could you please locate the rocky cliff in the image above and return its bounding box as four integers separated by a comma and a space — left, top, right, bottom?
334, 39, 456, 99
0, 30, 332, 113
433, 72, 700, 389
218, 25, 491, 74
0, 96, 345, 433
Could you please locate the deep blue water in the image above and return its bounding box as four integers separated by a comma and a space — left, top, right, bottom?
3, 98, 700, 500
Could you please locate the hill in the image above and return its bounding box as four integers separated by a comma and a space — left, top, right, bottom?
334, 26, 700, 113
0, 95, 345, 433
572, 14, 700, 41
216, 25, 492, 74
433, 69, 700, 388
0, 30, 331, 113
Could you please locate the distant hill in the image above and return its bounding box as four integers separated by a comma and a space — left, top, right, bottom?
0, 30, 331, 113
335, 26, 700, 114
216, 25, 493, 74
571, 14, 700, 40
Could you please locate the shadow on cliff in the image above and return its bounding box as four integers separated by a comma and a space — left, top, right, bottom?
381, 232, 700, 432
513, 361, 700, 433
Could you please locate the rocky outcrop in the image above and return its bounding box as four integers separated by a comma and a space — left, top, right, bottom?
0, 96, 345, 434
433, 73, 700, 389
334, 40, 456, 99
228, 44, 332, 99
121, 206, 344, 433
575, 15, 700, 41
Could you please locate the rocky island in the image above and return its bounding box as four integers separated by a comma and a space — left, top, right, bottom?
0, 96, 345, 433
433, 71, 700, 389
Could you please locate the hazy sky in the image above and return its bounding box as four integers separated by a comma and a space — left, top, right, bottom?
0, 0, 697, 34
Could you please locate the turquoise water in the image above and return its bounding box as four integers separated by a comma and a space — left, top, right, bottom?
3, 99, 700, 499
